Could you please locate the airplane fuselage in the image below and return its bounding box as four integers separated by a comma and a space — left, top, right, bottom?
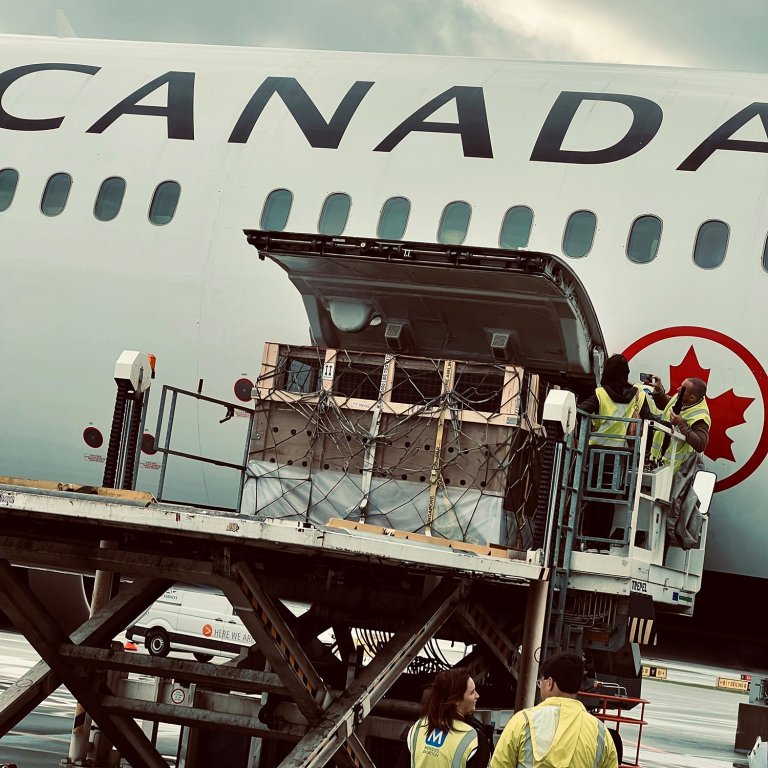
1, 35, 766, 588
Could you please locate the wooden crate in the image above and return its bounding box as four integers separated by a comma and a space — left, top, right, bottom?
254, 344, 538, 428
247, 343, 542, 546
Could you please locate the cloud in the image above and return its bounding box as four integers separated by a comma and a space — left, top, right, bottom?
461, 0, 693, 66
1, 0, 768, 73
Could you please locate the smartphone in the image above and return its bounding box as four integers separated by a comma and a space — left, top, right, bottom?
640, 372, 653, 384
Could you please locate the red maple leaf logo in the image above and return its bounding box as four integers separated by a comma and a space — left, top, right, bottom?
667, 346, 753, 463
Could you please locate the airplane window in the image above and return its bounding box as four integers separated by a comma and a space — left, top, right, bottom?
438, 201, 471, 245
763, 233, 768, 273
562, 210, 597, 258
377, 196, 411, 240
260, 189, 293, 231
0, 168, 19, 212
499, 206, 533, 249
627, 215, 662, 264
94, 177, 126, 222
149, 181, 181, 226
40, 172, 72, 217
693, 220, 728, 269
318, 192, 351, 235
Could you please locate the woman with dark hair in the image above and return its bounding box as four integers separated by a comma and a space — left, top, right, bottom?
404, 668, 493, 768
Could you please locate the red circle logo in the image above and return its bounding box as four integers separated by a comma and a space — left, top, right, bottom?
623, 326, 768, 492
202, 624, 213, 637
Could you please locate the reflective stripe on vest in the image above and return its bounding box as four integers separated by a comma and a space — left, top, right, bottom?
590, 387, 645, 447
593, 719, 607, 768
516, 704, 608, 768
409, 721, 420, 760
520, 714, 535, 768
650, 395, 711, 471
519, 705, 560, 768
409, 719, 478, 768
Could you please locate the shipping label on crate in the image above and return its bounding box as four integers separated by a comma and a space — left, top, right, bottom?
322, 360, 336, 381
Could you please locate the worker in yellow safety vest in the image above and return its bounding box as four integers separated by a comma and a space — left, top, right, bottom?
579, 354, 655, 447
406, 668, 493, 768
577, 354, 656, 548
490, 652, 618, 768
647, 376, 711, 471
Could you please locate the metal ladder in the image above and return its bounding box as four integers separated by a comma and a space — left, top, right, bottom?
541, 411, 644, 661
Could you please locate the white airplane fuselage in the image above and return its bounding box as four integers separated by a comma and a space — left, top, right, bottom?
1, 35, 766, 600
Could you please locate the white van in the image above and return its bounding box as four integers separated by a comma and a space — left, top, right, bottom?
126, 586, 254, 662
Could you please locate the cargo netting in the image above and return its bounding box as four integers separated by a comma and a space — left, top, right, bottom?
241, 345, 547, 551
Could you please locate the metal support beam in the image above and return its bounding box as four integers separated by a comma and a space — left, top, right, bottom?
0, 485, 554, 767
0, 575, 170, 733
460, 603, 523, 680
334, 623, 356, 664
0, 559, 168, 768
457, 647, 491, 683
279, 577, 463, 768
222, 562, 332, 720
0, 533, 219, 582
337, 736, 377, 768
57, 645, 287, 696
516, 578, 548, 710
99, 694, 305, 740
221, 563, 377, 768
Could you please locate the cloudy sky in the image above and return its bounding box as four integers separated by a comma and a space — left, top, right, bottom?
1, 0, 767, 72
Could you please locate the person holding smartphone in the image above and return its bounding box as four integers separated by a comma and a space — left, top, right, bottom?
645, 375, 711, 471
644, 375, 711, 552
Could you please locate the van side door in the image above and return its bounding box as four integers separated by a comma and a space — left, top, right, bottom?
175, 589, 229, 657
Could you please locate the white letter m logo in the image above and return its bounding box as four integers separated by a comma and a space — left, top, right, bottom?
426, 728, 447, 748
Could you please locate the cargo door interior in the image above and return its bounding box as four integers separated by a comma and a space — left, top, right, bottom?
244, 231, 606, 390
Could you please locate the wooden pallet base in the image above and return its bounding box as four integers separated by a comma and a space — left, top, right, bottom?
0, 476, 155, 505
327, 517, 526, 560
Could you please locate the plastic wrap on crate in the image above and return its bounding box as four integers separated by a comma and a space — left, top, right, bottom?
241, 460, 517, 547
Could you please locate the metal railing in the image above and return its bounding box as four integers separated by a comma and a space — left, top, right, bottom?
152, 385, 255, 513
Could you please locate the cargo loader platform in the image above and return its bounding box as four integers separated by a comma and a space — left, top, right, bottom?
0, 480, 548, 768
0, 232, 717, 766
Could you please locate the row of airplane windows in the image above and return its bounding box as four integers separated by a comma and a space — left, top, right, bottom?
261, 188, 759, 271
0, 169, 180, 225
1, 168, 766, 271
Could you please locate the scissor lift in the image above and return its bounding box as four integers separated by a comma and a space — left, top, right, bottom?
0, 477, 549, 767
0, 232, 716, 766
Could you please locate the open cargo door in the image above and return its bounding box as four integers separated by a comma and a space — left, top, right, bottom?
245, 231, 606, 390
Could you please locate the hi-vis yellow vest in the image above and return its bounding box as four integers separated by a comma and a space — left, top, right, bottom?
590, 387, 646, 447
408, 718, 478, 768
650, 395, 711, 471
490, 698, 617, 768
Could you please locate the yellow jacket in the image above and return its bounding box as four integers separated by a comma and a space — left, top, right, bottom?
408, 717, 479, 768
490, 698, 617, 768
590, 386, 646, 447
649, 394, 711, 472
